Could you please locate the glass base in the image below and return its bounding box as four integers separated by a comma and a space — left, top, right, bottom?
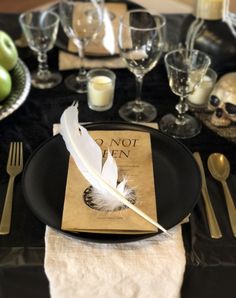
159, 113, 201, 139
64, 74, 87, 94
31, 71, 62, 89
187, 99, 209, 112
88, 102, 113, 111
119, 100, 157, 123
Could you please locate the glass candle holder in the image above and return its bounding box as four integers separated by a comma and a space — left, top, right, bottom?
87, 69, 116, 111
187, 68, 217, 108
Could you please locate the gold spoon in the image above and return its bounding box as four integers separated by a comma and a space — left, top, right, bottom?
194, 152, 222, 238
208, 153, 236, 237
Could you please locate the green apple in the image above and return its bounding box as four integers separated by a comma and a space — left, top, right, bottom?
0, 65, 12, 101
0, 31, 18, 71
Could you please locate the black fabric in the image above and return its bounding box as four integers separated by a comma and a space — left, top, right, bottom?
0, 12, 236, 298
0, 266, 50, 298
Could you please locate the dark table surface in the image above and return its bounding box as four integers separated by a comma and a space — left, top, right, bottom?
1, 10, 236, 298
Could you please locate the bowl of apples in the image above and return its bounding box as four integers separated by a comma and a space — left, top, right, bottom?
0, 31, 31, 121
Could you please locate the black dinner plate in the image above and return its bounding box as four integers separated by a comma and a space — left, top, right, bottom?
22, 122, 201, 243
55, 0, 142, 56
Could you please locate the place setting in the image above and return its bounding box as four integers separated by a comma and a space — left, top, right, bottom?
2, 1, 236, 298
0, 0, 229, 241
26, 102, 195, 297
19, 1, 201, 242
0, 0, 228, 246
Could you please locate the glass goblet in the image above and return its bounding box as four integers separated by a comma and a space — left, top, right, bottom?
159, 48, 211, 139
19, 11, 62, 89
59, 0, 104, 93
118, 9, 166, 122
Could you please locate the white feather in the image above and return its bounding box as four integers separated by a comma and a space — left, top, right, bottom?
101, 151, 118, 189
60, 103, 169, 235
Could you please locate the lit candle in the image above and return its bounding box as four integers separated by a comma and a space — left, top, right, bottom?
188, 68, 217, 106
188, 75, 214, 105
87, 69, 116, 111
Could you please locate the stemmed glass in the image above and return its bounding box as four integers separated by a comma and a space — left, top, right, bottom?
59, 0, 104, 93
159, 48, 211, 138
19, 11, 62, 89
118, 9, 166, 122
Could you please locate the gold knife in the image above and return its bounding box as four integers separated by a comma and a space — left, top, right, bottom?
193, 152, 222, 239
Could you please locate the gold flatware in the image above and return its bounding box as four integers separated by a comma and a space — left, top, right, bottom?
0, 142, 23, 235
193, 152, 222, 239
208, 153, 236, 237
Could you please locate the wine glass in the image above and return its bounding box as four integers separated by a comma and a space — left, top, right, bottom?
59, 0, 104, 93
159, 48, 211, 139
19, 11, 62, 89
118, 9, 166, 122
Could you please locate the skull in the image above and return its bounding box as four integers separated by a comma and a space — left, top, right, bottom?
208, 72, 236, 127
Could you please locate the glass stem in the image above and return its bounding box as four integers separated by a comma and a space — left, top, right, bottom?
37, 51, 50, 80
77, 45, 86, 82
133, 75, 144, 113
175, 96, 189, 125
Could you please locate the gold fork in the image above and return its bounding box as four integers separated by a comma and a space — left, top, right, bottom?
0, 142, 23, 235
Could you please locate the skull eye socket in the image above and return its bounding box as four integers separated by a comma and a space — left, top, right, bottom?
225, 103, 236, 115
210, 95, 220, 107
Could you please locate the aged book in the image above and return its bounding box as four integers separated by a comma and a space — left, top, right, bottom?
61, 130, 158, 234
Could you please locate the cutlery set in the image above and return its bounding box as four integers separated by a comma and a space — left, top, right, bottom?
193, 152, 222, 239
194, 152, 236, 239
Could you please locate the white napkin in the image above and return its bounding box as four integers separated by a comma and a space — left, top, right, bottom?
45, 225, 185, 298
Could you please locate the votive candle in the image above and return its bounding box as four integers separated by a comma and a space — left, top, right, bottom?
188, 68, 217, 106
87, 69, 116, 111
